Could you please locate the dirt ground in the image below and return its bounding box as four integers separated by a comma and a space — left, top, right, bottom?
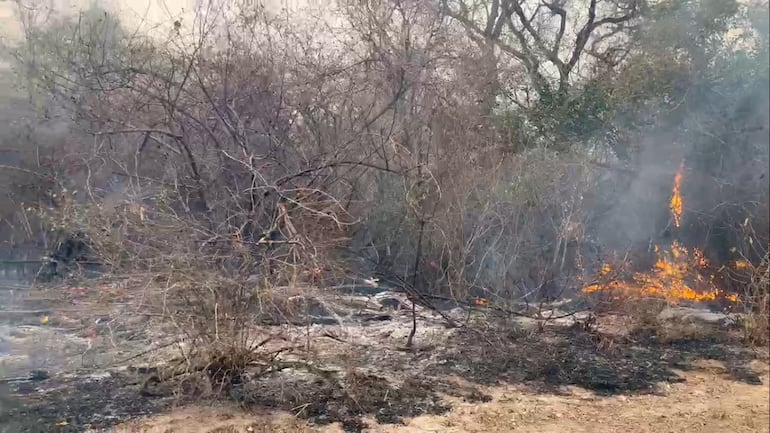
117, 358, 769, 433
3, 287, 769, 433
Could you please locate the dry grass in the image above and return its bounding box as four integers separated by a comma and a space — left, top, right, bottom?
113, 406, 319, 433
115, 359, 770, 433
739, 251, 770, 346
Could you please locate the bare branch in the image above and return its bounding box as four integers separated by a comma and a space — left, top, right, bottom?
566, 0, 638, 74
91, 128, 183, 139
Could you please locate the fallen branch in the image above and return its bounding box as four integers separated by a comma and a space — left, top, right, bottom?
419, 292, 588, 322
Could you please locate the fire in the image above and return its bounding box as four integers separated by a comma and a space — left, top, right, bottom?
734, 259, 750, 270
583, 161, 738, 304
583, 241, 733, 303
670, 162, 685, 228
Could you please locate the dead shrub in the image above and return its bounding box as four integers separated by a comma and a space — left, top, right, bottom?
738, 251, 770, 346
612, 295, 669, 339
37, 172, 349, 396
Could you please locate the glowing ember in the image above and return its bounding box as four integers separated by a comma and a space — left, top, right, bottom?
734, 259, 750, 270
583, 162, 738, 304
670, 162, 685, 228
600, 263, 612, 275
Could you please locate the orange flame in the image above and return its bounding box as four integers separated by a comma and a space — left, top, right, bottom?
583, 162, 739, 304
670, 162, 685, 228
734, 259, 750, 270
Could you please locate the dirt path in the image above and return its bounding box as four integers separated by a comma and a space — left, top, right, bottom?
118, 359, 769, 433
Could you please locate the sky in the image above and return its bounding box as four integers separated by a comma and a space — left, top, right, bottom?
0, 0, 319, 43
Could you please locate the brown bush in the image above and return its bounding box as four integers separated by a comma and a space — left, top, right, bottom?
739, 251, 770, 346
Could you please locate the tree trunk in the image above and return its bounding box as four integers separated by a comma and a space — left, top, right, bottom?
477, 41, 500, 118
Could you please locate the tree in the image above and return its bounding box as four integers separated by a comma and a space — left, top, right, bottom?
441, 0, 640, 113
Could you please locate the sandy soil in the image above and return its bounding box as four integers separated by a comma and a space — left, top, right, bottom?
117, 359, 769, 433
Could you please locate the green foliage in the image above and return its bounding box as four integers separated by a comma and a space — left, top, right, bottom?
492, 0, 757, 159
642, 0, 740, 56
494, 74, 617, 153
535, 82, 615, 149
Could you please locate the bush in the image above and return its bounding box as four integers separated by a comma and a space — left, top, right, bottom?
739, 251, 770, 346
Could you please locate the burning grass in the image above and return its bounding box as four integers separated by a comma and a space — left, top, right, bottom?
583, 241, 739, 305
583, 161, 740, 306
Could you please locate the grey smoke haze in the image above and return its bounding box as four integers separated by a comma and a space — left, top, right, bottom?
595, 78, 769, 264
595, 132, 682, 253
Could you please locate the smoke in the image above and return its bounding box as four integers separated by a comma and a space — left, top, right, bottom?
594, 131, 683, 252
593, 4, 770, 268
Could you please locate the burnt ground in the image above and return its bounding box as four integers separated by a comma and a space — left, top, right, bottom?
0, 374, 174, 433
0, 288, 767, 433
428, 323, 763, 393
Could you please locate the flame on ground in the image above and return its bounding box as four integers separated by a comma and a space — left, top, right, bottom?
583, 240, 739, 303
583, 161, 739, 304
